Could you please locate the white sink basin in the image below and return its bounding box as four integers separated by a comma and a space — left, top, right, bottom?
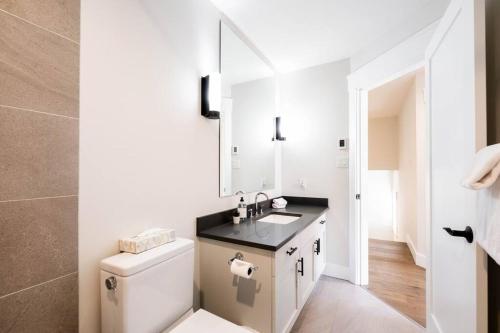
258, 213, 301, 225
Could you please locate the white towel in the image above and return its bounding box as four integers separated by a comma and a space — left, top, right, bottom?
272, 198, 287, 209
273, 198, 288, 209
462, 144, 500, 264
476, 181, 500, 264
462, 143, 500, 189
273, 198, 287, 205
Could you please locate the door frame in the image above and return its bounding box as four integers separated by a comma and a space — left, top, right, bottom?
348, 61, 426, 287
347, 22, 437, 286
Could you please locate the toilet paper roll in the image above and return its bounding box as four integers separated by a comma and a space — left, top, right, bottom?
230, 259, 254, 279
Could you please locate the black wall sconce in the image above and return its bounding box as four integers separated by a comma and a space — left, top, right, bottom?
201, 73, 221, 119
273, 116, 286, 141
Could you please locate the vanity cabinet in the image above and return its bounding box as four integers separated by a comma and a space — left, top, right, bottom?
199, 214, 327, 333
276, 214, 327, 332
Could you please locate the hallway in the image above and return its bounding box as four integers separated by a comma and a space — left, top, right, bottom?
291, 276, 423, 333
367, 239, 426, 326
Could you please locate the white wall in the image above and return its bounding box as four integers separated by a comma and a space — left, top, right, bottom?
79, 1, 281, 332
348, 22, 435, 90
368, 116, 399, 170
366, 171, 396, 241
350, 1, 446, 72
398, 72, 427, 266
398, 78, 418, 246
280, 59, 351, 276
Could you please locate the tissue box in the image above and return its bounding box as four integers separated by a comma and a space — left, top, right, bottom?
119, 228, 176, 254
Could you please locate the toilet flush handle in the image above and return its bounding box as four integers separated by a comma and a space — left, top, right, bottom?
105, 276, 117, 291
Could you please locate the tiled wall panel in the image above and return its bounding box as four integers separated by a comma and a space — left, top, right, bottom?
0, 1, 79, 331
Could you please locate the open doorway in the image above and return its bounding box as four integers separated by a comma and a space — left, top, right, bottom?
364, 68, 426, 327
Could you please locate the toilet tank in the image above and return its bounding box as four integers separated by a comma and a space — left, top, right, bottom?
100, 238, 194, 333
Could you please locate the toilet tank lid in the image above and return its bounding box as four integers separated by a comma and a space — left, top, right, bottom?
100, 238, 194, 277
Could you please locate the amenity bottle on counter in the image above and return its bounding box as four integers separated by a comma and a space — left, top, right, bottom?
238, 197, 247, 220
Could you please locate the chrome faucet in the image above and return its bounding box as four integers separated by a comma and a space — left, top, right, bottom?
254, 192, 269, 216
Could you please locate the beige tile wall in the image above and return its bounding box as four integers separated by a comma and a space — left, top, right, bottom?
0, 1, 79, 331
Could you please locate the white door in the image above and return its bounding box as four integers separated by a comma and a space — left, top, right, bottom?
425, 0, 487, 332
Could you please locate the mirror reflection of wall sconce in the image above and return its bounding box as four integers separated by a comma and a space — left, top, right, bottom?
273, 116, 286, 141
201, 73, 221, 119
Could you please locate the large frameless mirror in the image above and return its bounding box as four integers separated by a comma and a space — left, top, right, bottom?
219, 22, 276, 197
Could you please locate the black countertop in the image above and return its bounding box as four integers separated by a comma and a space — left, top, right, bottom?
197, 197, 328, 251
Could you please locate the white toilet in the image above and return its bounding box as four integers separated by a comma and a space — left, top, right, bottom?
100, 238, 255, 333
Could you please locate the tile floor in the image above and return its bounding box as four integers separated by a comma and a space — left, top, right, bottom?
291, 276, 423, 333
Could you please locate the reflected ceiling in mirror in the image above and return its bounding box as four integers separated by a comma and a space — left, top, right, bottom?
219, 22, 276, 197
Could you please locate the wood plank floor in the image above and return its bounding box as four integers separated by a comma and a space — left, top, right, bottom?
367, 239, 426, 327
291, 276, 424, 333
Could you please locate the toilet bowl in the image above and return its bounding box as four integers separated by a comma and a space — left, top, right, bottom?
169, 309, 255, 333
100, 238, 255, 333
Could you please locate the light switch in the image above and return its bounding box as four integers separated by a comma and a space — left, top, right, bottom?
232, 158, 241, 169
336, 156, 349, 168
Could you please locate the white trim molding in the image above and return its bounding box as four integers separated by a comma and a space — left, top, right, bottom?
347, 20, 438, 287
429, 314, 444, 333
405, 234, 426, 269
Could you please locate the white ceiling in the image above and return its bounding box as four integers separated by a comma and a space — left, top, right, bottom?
368, 70, 420, 118
211, 0, 450, 72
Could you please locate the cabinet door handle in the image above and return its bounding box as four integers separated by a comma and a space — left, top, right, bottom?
297, 257, 304, 276
314, 238, 320, 255
286, 247, 298, 256
320, 220, 326, 224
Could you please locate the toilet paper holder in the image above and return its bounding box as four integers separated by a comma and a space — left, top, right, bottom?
227, 252, 259, 271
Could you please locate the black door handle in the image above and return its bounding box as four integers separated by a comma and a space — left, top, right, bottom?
320, 220, 326, 224
314, 238, 320, 255
297, 257, 304, 276
286, 247, 298, 256
443, 226, 473, 243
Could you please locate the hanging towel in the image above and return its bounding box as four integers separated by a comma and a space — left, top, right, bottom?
476, 181, 500, 264
462, 143, 500, 189
463, 144, 500, 264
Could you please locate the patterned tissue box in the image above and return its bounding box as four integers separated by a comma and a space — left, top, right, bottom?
119, 228, 176, 254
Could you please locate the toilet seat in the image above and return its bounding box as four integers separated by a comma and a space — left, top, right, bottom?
170, 309, 255, 333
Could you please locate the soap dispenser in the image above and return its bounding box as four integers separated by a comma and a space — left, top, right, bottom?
238, 197, 247, 220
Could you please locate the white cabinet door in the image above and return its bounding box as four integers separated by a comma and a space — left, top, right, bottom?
298, 234, 316, 308
425, 0, 487, 332
313, 220, 326, 281
275, 241, 300, 333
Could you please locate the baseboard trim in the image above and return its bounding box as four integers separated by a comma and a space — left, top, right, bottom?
322, 263, 350, 280
405, 234, 426, 268
429, 314, 443, 333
